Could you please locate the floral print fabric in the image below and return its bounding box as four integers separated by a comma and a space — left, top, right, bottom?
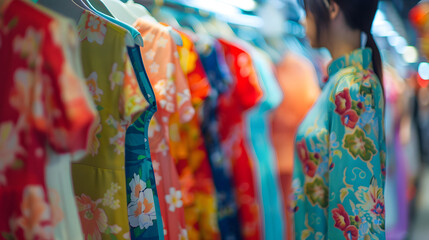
125, 45, 163, 240
133, 18, 195, 240
196, 37, 242, 240
72, 11, 147, 240
0, 1, 96, 239
292, 48, 386, 240
170, 31, 220, 240
217, 38, 263, 240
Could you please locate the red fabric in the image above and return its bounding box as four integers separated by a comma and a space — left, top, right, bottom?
0, 1, 95, 239
217, 39, 263, 240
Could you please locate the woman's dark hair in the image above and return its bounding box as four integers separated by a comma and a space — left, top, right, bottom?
304, 0, 383, 82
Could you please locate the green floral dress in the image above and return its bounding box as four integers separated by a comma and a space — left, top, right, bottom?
292, 48, 386, 240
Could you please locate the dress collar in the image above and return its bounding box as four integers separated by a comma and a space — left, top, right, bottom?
327, 48, 373, 78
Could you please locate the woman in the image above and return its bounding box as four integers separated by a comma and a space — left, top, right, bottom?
292, 0, 386, 239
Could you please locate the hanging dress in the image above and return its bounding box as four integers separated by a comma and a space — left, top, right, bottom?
169, 31, 220, 240
133, 17, 195, 240
0, 1, 96, 239
72, 11, 147, 240
197, 37, 242, 240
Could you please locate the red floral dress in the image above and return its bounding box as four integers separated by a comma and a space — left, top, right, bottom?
217, 39, 263, 240
0, 1, 96, 239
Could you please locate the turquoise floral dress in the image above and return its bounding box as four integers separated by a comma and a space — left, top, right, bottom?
292, 48, 386, 240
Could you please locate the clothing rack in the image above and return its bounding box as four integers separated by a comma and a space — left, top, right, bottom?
134, 0, 264, 28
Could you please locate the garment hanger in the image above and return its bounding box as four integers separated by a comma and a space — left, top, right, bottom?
84, 0, 144, 46
99, 0, 136, 25
179, 13, 208, 35
125, 0, 156, 22
204, 17, 237, 39
36, 0, 88, 21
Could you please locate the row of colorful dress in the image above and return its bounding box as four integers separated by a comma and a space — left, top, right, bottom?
0, 0, 321, 239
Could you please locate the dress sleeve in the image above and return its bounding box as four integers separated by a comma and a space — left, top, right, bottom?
327, 75, 386, 239
38, 20, 96, 154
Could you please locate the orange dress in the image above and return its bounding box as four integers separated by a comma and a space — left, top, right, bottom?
270, 53, 320, 239
133, 18, 195, 240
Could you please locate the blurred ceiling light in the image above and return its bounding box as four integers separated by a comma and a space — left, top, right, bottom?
403, 46, 419, 63
219, 0, 257, 11
180, 0, 240, 15
418, 62, 429, 80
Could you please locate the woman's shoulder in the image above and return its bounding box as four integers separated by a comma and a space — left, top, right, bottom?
330, 64, 383, 97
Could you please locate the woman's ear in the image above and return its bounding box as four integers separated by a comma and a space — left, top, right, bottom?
329, 1, 340, 20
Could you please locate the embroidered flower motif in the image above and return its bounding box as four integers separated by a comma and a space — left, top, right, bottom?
157, 36, 168, 48
343, 225, 359, 240
16, 185, 52, 240
343, 128, 377, 161
148, 118, 161, 138
143, 32, 155, 43
304, 177, 328, 208
332, 204, 350, 231
297, 140, 319, 177
355, 177, 385, 231
127, 174, 157, 230
177, 90, 191, 108
88, 117, 102, 156
79, 14, 107, 45
145, 49, 156, 61
101, 182, 121, 210
334, 88, 352, 115
10, 68, 47, 126
371, 199, 384, 216
86, 72, 103, 102
297, 140, 309, 162
109, 63, 124, 90
303, 160, 317, 178
13, 27, 42, 67
106, 115, 126, 155
341, 110, 359, 129
165, 187, 183, 212
149, 62, 160, 73
156, 139, 169, 156
76, 194, 108, 240
0, 121, 23, 184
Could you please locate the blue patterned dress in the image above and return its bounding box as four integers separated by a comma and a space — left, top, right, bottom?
196, 37, 242, 240
292, 48, 386, 240
125, 47, 163, 240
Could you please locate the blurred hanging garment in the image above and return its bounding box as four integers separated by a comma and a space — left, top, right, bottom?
168, 30, 221, 240
71, 11, 148, 240
217, 38, 263, 240
196, 37, 242, 240
245, 48, 285, 240
383, 65, 409, 240
292, 48, 386, 240
270, 52, 320, 239
0, 1, 96, 239
132, 17, 195, 240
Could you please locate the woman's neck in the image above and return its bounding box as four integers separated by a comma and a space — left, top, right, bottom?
327, 28, 361, 60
